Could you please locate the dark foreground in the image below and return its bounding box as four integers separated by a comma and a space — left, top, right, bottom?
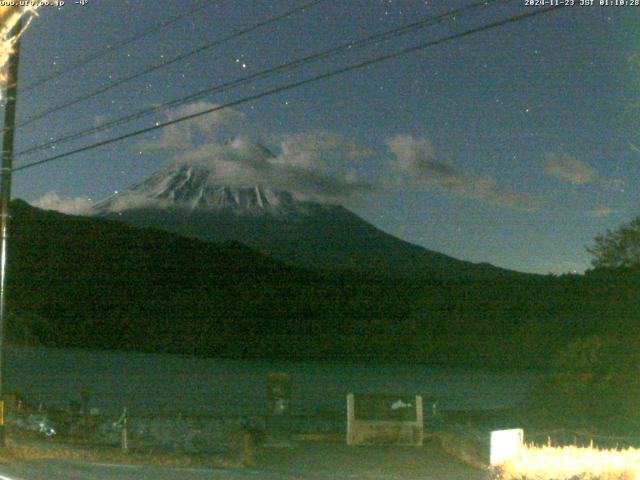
0, 441, 486, 480
254, 441, 486, 479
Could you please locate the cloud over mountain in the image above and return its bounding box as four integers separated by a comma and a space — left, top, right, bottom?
32, 191, 93, 216
137, 102, 374, 204
33, 104, 548, 215
173, 134, 373, 204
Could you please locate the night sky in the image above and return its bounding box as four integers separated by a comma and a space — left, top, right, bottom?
7, 0, 640, 274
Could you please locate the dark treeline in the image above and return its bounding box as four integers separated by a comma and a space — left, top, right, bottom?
5, 200, 640, 371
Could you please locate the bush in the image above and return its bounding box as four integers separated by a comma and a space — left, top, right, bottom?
531, 335, 640, 433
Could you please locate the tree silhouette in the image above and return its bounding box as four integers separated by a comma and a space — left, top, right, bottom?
588, 217, 640, 269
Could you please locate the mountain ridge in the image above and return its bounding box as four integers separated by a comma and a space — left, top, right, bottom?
92, 153, 530, 280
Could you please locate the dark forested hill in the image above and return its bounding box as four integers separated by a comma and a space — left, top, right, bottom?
5, 200, 640, 369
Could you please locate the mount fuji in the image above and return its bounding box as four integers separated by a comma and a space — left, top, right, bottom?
92, 153, 520, 279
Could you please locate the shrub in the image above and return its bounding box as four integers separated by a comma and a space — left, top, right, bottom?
531, 335, 640, 433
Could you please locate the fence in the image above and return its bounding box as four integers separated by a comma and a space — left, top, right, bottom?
4, 386, 452, 453
5, 403, 347, 454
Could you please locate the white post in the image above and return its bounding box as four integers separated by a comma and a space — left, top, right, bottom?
415, 395, 423, 446
346, 393, 354, 446
121, 407, 128, 453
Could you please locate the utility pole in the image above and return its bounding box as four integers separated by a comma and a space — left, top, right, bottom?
0, 18, 23, 446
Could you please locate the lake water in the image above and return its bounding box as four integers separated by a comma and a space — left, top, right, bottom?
3, 345, 543, 417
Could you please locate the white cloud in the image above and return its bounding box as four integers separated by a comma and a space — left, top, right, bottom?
385, 134, 540, 211
172, 132, 373, 204
31, 191, 93, 216
138, 101, 246, 152
386, 134, 460, 186
467, 177, 540, 211
544, 153, 596, 185
277, 131, 371, 165
135, 101, 375, 205
97, 193, 172, 213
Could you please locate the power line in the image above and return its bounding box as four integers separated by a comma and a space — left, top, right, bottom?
15, 0, 503, 158
19, 0, 217, 93
13, 5, 565, 174
14, 0, 328, 130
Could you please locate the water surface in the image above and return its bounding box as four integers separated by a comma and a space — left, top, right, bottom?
4, 345, 543, 416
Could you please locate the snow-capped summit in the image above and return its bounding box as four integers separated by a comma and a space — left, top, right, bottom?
93, 162, 305, 217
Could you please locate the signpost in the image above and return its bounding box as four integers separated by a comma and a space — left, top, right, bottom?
347, 393, 424, 446
490, 429, 524, 466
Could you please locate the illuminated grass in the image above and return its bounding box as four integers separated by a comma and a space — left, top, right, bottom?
495, 444, 640, 480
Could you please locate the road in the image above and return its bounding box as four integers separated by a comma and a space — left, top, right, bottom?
0, 461, 285, 480
0, 442, 487, 479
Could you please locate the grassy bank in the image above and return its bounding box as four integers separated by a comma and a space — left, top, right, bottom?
493, 444, 640, 480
